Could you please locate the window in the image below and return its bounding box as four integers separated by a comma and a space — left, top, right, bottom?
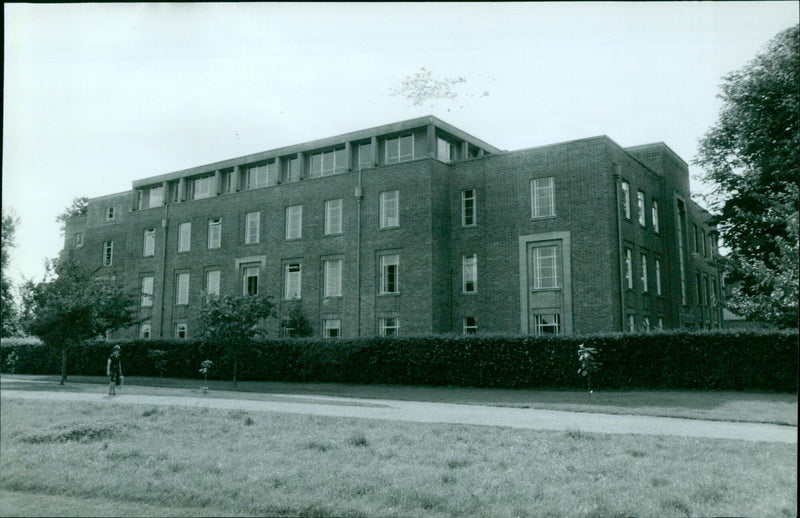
463, 316, 478, 335
379, 317, 399, 336
701, 229, 707, 257
380, 190, 399, 228
703, 275, 710, 306
105, 206, 115, 221
643, 316, 651, 332
696, 273, 703, 305
75, 233, 83, 248
637, 191, 646, 227
323, 319, 341, 338
657, 317, 664, 330
286, 205, 303, 239
358, 142, 373, 169
170, 181, 180, 203
711, 278, 718, 306
628, 314, 636, 332
324, 259, 342, 298
621, 181, 630, 219
437, 137, 455, 162
532, 246, 558, 289
205, 270, 220, 297
652, 199, 660, 233
462, 254, 477, 293
103, 241, 114, 266
380, 254, 399, 294
625, 248, 633, 289
208, 218, 221, 249
462, 189, 476, 227
192, 176, 213, 200
309, 148, 346, 177
284, 263, 302, 299
325, 199, 343, 235
139, 323, 152, 340
677, 203, 688, 305
285, 156, 300, 183
531, 177, 555, 218
655, 258, 662, 296
385, 134, 413, 163
246, 163, 267, 189
692, 224, 700, 253
641, 254, 648, 292
174, 322, 188, 339
143, 228, 155, 257
245, 212, 260, 244
533, 314, 560, 335
178, 222, 191, 252
149, 186, 164, 208
221, 170, 235, 193
141, 276, 154, 307
243, 266, 259, 296
175, 272, 189, 305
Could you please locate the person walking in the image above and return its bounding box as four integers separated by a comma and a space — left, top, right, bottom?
107, 345, 123, 395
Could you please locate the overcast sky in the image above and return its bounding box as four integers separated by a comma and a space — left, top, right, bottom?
3, 2, 798, 287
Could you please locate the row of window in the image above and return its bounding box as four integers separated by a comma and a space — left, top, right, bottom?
620, 181, 660, 233
623, 246, 719, 306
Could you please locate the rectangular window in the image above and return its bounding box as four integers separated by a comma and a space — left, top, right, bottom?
532, 246, 558, 289
286, 205, 303, 240
323, 319, 341, 338
678, 203, 688, 305
324, 259, 342, 298
208, 218, 221, 249
103, 241, 113, 266
696, 273, 703, 305
284, 263, 302, 300
625, 248, 633, 290
243, 266, 259, 296
192, 176, 213, 200
143, 228, 155, 257
358, 142, 373, 169
641, 254, 648, 293
380, 190, 399, 228
205, 270, 220, 297
141, 276, 154, 307
693, 224, 700, 253
178, 222, 191, 252
637, 191, 646, 227
149, 186, 164, 208
463, 316, 478, 335
437, 137, 455, 162
703, 275, 710, 306
174, 322, 188, 339
139, 323, 152, 340
701, 229, 707, 257
462, 189, 476, 227
711, 278, 718, 306
657, 317, 664, 330
75, 233, 83, 248
105, 206, 115, 221
170, 181, 180, 203
379, 317, 399, 336
309, 148, 346, 177
652, 199, 660, 234
531, 177, 555, 218
245, 211, 260, 244
385, 134, 414, 164
462, 254, 477, 293
655, 258, 662, 296
643, 316, 651, 332
175, 272, 189, 305
621, 181, 631, 219
247, 164, 266, 189
628, 314, 636, 332
325, 199, 343, 235
533, 314, 560, 335
222, 170, 234, 194
285, 156, 300, 183
380, 254, 399, 294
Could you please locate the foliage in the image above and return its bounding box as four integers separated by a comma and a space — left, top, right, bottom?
55, 197, 89, 235
148, 349, 169, 377
1, 210, 20, 337
199, 359, 213, 391
20, 257, 139, 383
577, 343, 601, 392
694, 25, 799, 328
284, 300, 313, 338
388, 66, 467, 106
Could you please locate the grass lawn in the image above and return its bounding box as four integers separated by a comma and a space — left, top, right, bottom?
1, 398, 796, 518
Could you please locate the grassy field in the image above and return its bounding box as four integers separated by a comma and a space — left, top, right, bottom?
1, 397, 796, 518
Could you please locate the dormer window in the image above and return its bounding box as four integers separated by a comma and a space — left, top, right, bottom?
309, 148, 346, 178
191, 175, 214, 200
386, 134, 414, 164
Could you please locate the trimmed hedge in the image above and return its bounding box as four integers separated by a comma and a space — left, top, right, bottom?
1, 330, 797, 392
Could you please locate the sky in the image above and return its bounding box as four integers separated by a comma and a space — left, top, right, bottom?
3, 2, 798, 288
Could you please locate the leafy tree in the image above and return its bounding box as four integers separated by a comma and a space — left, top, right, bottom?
284, 300, 313, 338
1, 211, 20, 337
22, 257, 139, 384
694, 25, 799, 328
195, 294, 275, 387
56, 196, 89, 235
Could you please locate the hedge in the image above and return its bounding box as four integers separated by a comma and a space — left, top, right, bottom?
1, 329, 797, 392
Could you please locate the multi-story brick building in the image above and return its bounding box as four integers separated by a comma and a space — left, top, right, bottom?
62, 116, 723, 339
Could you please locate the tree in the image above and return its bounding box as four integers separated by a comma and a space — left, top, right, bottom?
284, 300, 313, 338
1, 211, 20, 337
56, 196, 88, 235
694, 25, 799, 328
195, 294, 275, 387
22, 257, 139, 384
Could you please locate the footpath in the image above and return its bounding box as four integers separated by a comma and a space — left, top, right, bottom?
1, 379, 796, 444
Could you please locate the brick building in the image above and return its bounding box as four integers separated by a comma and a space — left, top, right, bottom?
62, 116, 723, 339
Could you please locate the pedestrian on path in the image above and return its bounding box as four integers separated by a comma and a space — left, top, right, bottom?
107, 345, 123, 395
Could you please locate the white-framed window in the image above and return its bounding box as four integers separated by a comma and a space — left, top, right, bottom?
637, 191, 646, 227
462, 189, 476, 227
246, 163, 267, 189
463, 316, 478, 335
286, 205, 303, 240
385, 134, 414, 164
243, 265, 259, 296
532, 246, 558, 289
462, 254, 477, 293
139, 323, 152, 340
285, 156, 301, 183
192, 176, 213, 200
143, 228, 155, 257
149, 186, 164, 208
245, 211, 260, 244
222, 170, 235, 194
178, 222, 191, 252
625, 248, 633, 290
533, 314, 560, 335
627, 314, 636, 332
208, 218, 221, 249
284, 263, 302, 300
75, 233, 83, 248
621, 181, 631, 220
309, 148, 346, 177
379, 317, 399, 336
437, 137, 455, 162
657, 317, 664, 330
175, 272, 190, 305
531, 177, 555, 218
652, 199, 660, 234
325, 199, 343, 235
103, 241, 114, 266
701, 229, 707, 257
380, 190, 399, 228
641, 253, 648, 293
141, 276, 154, 307
174, 322, 188, 339
105, 206, 115, 222
169, 181, 180, 203
323, 318, 341, 338
379, 254, 399, 294
643, 316, 651, 332
323, 259, 342, 298
205, 269, 220, 298
358, 142, 373, 169
655, 258, 662, 296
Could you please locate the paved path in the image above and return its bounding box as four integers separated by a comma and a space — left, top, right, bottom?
2, 388, 796, 444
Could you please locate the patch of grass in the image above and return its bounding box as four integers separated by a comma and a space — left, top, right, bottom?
0, 398, 796, 518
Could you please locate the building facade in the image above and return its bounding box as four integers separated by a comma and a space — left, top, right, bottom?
62, 116, 723, 339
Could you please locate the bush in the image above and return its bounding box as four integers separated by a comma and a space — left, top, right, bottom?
2, 330, 797, 392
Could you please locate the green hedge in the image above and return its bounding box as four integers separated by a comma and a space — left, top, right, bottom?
1, 330, 797, 392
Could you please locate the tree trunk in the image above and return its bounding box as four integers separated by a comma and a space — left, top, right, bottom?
60, 346, 67, 385
232, 355, 238, 388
